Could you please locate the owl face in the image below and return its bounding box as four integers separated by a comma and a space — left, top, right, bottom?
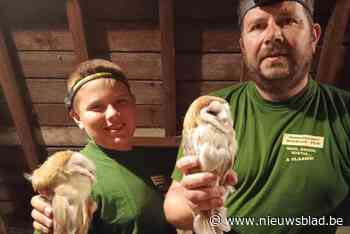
183, 96, 236, 177
31, 151, 96, 196
65, 152, 96, 182
198, 100, 233, 134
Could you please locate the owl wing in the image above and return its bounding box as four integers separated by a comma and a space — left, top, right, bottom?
182, 128, 195, 157
181, 128, 204, 176
52, 194, 75, 234
78, 197, 97, 234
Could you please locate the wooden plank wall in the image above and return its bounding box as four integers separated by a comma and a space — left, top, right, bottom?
0, 0, 349, 229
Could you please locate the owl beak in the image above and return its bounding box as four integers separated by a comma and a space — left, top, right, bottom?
223, 121, 231, 129
38, 189, 50, 198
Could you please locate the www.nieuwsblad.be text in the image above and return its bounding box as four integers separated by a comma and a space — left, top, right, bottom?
209, 215, 344, 227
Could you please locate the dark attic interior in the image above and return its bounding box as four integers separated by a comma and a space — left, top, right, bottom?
0, 0, 349, 233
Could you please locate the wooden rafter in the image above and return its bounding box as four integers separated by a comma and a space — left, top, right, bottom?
66, 0, 91, 62
0, 26, 39, 171
317, 0, 350, 84
159, 0, 177, 137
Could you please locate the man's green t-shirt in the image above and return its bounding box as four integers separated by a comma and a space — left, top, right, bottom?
172, 79, 350, 234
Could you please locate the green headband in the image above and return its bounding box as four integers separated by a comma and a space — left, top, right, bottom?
64, 72, 130, 110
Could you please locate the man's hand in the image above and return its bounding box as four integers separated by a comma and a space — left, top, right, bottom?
163, 156, 238, 229
177, 156, 238, 213
30, 195, 53, 234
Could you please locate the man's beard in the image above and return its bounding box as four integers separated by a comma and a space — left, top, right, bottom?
243, 44, 313, 96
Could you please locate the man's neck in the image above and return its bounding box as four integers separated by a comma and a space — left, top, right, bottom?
255, 74, 309, 102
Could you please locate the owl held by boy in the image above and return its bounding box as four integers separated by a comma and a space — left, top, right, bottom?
30, 150, 97, 234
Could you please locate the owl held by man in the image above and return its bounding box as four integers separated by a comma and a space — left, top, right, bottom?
182, 95, 238, 234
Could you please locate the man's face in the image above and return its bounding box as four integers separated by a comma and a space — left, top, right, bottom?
240, 1, 320, 87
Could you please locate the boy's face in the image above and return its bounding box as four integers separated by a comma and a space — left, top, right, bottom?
71, 78, 136, 150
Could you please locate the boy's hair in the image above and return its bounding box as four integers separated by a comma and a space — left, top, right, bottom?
65, 59, 131, 109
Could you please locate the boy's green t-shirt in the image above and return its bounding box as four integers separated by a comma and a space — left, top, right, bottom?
81, 142, 172, 234
172, 79, 350, 234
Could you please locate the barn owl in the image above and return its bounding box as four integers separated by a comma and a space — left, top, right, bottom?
30, 151, 97, 234
182, 95, 238, 234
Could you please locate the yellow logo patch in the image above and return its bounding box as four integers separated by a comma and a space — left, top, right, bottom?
282, 134, 324, 149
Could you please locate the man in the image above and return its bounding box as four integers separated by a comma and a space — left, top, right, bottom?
164, 0, 350, 233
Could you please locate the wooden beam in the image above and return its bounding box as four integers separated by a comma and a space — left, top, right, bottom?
0, 27, 39, 171
159, 0, 177, 137
317, 0, 350, 84
66, 0, 91, 62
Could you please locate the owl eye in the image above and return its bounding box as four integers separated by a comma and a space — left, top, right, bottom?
207, 110, 219, 116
